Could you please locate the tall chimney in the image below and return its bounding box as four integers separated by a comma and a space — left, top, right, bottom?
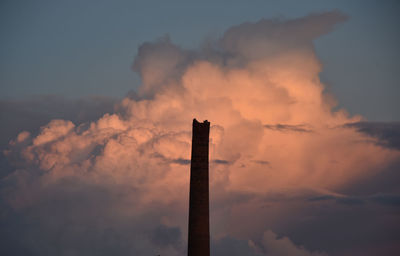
188, 119, 210, 256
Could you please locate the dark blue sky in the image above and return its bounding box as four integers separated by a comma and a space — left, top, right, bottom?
1, 0, 399, 120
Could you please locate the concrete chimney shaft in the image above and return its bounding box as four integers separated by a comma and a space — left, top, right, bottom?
187, 119, 210, 256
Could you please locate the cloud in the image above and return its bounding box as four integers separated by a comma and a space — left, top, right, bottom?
211, 230, 327, 256
308, 192, 400, 207
261, 230, 327, 256
0, 95, 116, 139
2, 11, 400, 255
264, 124, 313, 133
344, 121, 400, 150
132, 35, 192, 98
151, 225, 184, 252
0, 95, 116, 179
212, 236, 261, 256
220, 10, 347, 61
308, 194, 364, 205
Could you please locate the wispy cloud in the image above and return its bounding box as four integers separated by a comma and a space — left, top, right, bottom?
264, 124, 313, 133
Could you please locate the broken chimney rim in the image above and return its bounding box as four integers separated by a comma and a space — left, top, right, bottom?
193, 118, 210, 126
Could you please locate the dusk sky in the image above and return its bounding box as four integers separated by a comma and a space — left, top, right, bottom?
1, 1, 399, 256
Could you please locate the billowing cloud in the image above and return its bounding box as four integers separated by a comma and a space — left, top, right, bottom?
211, 230, 326, 256
261, 230, 327, 256
2, 11, 400, 255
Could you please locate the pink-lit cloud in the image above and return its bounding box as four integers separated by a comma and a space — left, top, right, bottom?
3, 11, 400, 256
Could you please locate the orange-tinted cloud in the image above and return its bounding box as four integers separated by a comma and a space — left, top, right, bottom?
3, 11, 400, 256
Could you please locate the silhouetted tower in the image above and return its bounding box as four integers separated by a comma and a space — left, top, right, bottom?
188, 119, 210, 256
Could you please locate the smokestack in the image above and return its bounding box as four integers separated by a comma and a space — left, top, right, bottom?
188, 119, 210, 256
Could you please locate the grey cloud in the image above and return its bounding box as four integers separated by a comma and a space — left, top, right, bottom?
264, 124, 313, 133
212, 231, 328, 256
369, 193, 400, 206
294, 191, 400, 256
212, 159, 231, 165
212, 236, 261, 256
261, 230, 328, 256
308, 192, 400, 207
171, 158, 191, 165
343, 121, 400, 150
252, 160, 270, 165
308, 195, 365, 205
307, 195, 336, 202
338, 159, 400, 196
0, 174, 183, 256
151, 225, 183, 250
169, 158, 231, 165
132, 35, 194, 98
335, 197, 364, 205
220, 10, 347, 60
221, 189, 400, 256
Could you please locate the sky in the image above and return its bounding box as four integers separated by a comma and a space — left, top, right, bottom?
1, 0, 399, 120
0, 1, 400, 256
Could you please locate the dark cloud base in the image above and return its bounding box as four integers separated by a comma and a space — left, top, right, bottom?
344, 121, 400, 150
